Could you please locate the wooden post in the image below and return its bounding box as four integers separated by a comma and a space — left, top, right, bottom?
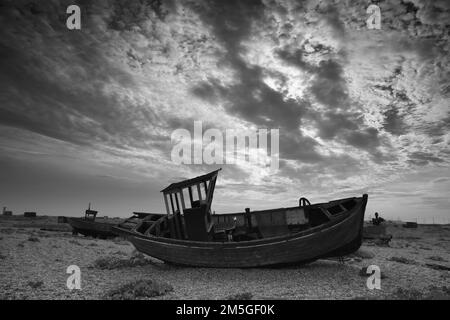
179, 190, 186, 212
197, 184, 202, 201
169, 193, 175, 214
164, 194, 170, 215
174, 192, 180, 212
245, 208, 252, 229
179, 190, 188, 239
174, 192, 185, 239
205, 176, 217, 215
188, 187, 194, 207
203, 181, 208, 196
170, 192, 180, 239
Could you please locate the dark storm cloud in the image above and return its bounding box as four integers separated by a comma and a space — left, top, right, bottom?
189, 0, 323, 161
0, 107, 89, 147
424, 116, 450, 137
372, 73, 416, 138
108, 0, 174, 28
277, 46, 383, 157
310, 111, 359, 140
412, 0, 450, 26
383, 106, 407, 136
278, 153, 365, 190
309, 59, 348, 109
344, 127, 380, 151
190, 0, 391, 163
276, 48, 314, 72
316, 3, 346, 38
277, 47, 349, 109
408, 151, 444, 166
0, 0, 448, 221
278, 134, 322, 162
189, 0, 305, 129
0, 41, 160, 151
190, 80, 222, 104
192, 64, 308, 131
0, 0, 180, 155
2, 0, 388, 166
373, 0, 450, 64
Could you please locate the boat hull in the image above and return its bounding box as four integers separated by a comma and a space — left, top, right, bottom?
68, 218, 117, 239
128, 194, 368, 268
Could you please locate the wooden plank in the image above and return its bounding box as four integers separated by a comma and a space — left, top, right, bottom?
173, 213, 181, 239
178, 191, 188, 239
197, 184, 202, 201
169, 194, 175, 214
203, 181, 208, 196
179, 191, 186, 211
164, 194, 170, 215
188, 187, 194, 206
174, 192, 180, 212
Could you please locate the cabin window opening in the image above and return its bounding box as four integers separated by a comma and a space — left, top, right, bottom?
307, 208, 329, 227
163, 194, 170, 215
190, 186, 199, 203
136, 221, 152, 234
327, 205, 343, 215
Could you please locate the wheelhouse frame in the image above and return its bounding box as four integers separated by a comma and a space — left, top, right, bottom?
158, 169, 221, 240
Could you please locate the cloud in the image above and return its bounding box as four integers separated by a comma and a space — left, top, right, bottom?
431, 177, 450, 184
408, 151, 444, 166
382, 106, 407, 136
344, 127, 380, 150
0, 0, 448, 219
188, 0, 325, 162
309, 59, 348, 109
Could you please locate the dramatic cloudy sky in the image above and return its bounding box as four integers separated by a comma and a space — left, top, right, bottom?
0, 0, 449, 222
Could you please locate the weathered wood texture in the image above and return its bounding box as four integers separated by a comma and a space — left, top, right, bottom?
128, 194, 368, 268
67, 218, 117, 238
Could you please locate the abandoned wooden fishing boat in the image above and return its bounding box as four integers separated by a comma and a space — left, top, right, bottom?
114, 169, 368, 267
68, 204, 118, 239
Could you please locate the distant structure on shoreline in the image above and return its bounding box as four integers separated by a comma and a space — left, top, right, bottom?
24, 211, 37, 218
371, 212, 385, 226
403, 221, 418, 228
58, 216, 68, 223
2, 207, 13, 216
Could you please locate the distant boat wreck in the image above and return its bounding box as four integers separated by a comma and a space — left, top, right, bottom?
67, 204, 117, 239
113, 169, 369, 268
2, 207, 12, 216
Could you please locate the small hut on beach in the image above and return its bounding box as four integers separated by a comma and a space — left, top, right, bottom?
24, 212, 37, 218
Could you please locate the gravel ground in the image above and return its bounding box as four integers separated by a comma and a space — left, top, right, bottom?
1, 217, 449, 300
